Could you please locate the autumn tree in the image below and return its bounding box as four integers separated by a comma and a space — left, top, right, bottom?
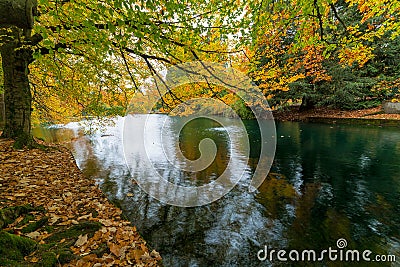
0, 0, 245, 146
1, 0, 399, 147
247, 0, 400, 110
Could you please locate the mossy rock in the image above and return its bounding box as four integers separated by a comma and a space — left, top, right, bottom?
0, 206, 98, 266
38, 252, 57, 267
56, 249, 76, 264
21, 216, 49, 233
45, 221, 102, 245
0, 204, 41, 229
16, 214, 35, 228
0, 230, 37, 265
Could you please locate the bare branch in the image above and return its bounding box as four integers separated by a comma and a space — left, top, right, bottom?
119, 47, 141, 94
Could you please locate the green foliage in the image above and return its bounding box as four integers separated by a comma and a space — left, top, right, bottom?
26, 0, 248, 123
231, 99, 255, 119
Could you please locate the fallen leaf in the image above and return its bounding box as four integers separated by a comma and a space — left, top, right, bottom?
132, 249, 145, 262
49, 214, 60, 224
57, 220, 71, 226
109, 242, 121, 257
26, 231, 40, 239
150, 250, 161, 259
75, 234, 88, 247
99, 219, 113, 227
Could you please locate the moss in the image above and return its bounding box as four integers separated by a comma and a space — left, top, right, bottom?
91, 242, 110, 257
0, 207, 103, 266
16, 214, 34, 228
43, 225, 54, 233
88, 208, 99, 218
13, 132, 35, 149
56, 249, 76, 263
11, 132, 53, 150
45, 221, 102, 244
0, 204, 39, 229
39, 251, 57, 267
0, 207, 99, 266
0, 230, 37, 264
109, 198, 122, 209
21, 216, 49, 233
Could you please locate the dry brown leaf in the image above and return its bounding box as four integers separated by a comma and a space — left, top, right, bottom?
109, 242, 122, 257
150, 250, 161, 259
26, 231, 40, 239
75, 234, 88, 247
99, 219, 113, 227
10, 216, 25, 227
77, 214, 91, 220
49, 214, 60, 224
57, 220, 72, 226
30, 257, 39, 263
132, 249, 145, 263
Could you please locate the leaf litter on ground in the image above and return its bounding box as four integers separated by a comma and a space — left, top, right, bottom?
0, 139, 161, 266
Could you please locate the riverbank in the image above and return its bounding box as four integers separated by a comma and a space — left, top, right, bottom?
0, 139, 161, 266
273, 105, 400, 125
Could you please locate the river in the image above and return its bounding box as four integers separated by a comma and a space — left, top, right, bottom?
33, 115, 400, 266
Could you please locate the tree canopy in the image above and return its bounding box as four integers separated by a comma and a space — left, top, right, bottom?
0, 0, 399, 134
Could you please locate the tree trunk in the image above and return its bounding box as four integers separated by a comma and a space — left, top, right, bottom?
299, 95, 316, 111
0, 93, 4, 130
0, 0, 37, 29
0, 0, 38, 145
0, 28, 33, 143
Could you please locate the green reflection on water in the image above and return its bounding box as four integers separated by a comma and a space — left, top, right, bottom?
252, 122, 400, 265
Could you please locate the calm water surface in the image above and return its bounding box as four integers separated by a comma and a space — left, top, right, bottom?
34, 115, 400, 266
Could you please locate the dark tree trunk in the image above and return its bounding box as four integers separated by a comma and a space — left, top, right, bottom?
299, 95, 316, 111
0, 0, 37, 29
0, 93, 4, 130
0, 0, 38, 145
0, 28, 33, 143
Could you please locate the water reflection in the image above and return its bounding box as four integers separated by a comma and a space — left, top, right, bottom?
34, 117, 400, 266
122, 115, 251, 206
